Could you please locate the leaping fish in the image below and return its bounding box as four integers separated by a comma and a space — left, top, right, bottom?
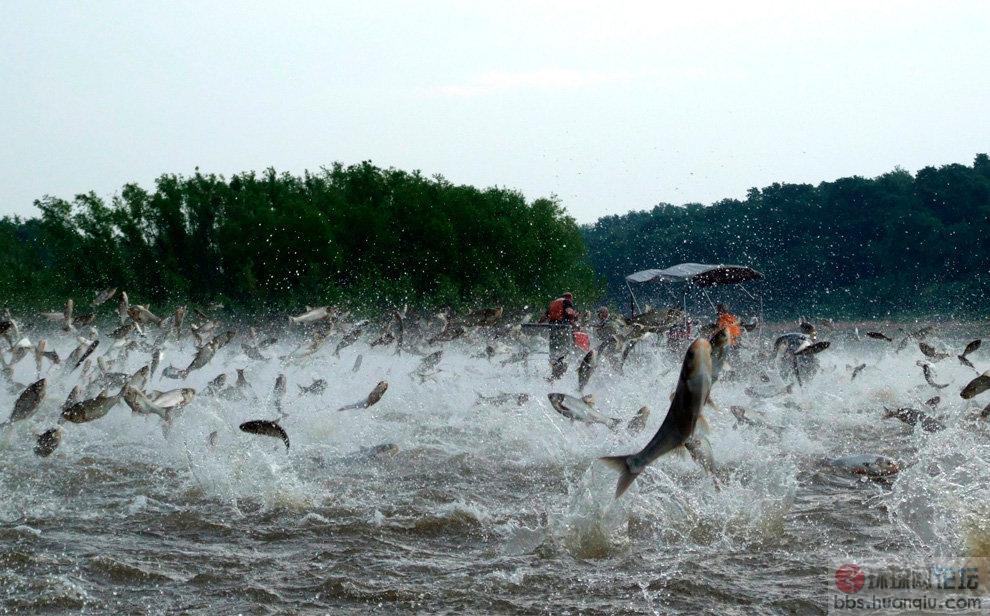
600, 338, 715, 498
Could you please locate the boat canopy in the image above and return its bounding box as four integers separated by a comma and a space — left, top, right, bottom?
625, 263, 763, 288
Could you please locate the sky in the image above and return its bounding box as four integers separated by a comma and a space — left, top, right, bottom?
2, 1, 988, 223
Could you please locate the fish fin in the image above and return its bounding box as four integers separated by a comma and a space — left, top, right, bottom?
705, 394, 717, 409
607, 417, 622, 430
684, 437, 717, 475
697, 414, 711, 434
599, 455, 639, 498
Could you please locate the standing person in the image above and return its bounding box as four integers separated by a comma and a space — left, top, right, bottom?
539, 292, 578, 360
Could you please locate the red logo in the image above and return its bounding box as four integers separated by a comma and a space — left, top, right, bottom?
835, 564, 865, 594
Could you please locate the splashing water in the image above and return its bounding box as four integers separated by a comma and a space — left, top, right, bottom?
0, 324, 987, 613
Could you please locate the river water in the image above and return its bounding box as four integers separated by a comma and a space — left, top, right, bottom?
1, 322, 988, 614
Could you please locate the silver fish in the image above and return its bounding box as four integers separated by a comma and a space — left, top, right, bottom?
822, 454, 899, 478
626, 406, 650, 435
961, 370, 990, 400
150, 388, 196, 408
128, 304, 162, 326
61, 391, 120, 424
203, 373, 227, 396
547, 393, 620, 428
122, 386, 173, 422
475, 392, 529, 407
290, 306, 332, 324
921, 363, 949, 389
919, 342, 949, 362
3, 378, 47, 426
297, 378, 327, 395
91, 287, 117, 307
34, 426, 62, 457
337, 381, 388, 411
600, 338, 714, 498
881, 407, 944, 432
577, 350, 597, 392
118, 291, 130, 324
850, 363, 867, 381
239, 420, 290, 449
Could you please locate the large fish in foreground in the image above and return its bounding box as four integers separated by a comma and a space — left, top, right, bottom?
600, 337, 713, 498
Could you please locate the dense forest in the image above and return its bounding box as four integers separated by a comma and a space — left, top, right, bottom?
584, 155, 990, 319
0, 163, 596, 314
1, 156, 987, 319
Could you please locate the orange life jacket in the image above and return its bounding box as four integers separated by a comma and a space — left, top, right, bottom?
717, 313, 742, 344
547, 298, 566, 322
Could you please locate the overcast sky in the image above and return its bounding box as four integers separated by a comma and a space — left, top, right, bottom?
2, 1, 988, 223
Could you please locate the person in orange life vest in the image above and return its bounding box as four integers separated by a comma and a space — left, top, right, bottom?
715, 303, 742, 345
540, 293, 578, 359
540, 293, 577, 325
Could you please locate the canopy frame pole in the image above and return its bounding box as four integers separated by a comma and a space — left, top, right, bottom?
683, 286, 689, 334
626, 280, 642, 317
701, 288, 717, 312
758, 283, 766, 353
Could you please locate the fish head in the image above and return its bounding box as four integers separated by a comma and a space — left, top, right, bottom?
871, 456, 900, 475
122, 386, 140, 405
709, 327, 729, 352
547, 393, 566, 412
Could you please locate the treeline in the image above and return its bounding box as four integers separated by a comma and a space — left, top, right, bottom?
583, 155, 990, 319
3, 156, 988, 319
0, 162, 597, 314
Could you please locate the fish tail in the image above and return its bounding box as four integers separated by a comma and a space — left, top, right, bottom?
599, 455, 640, 498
